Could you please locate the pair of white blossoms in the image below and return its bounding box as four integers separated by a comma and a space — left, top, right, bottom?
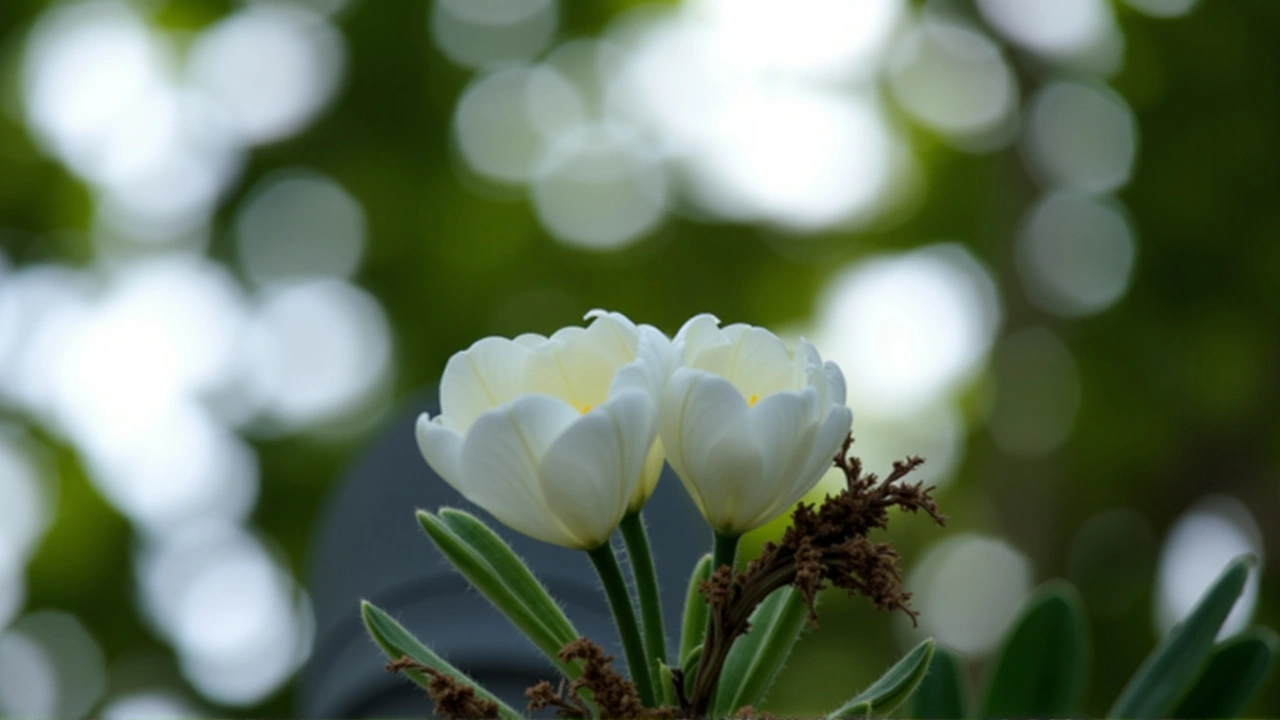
416, 311, 854, 550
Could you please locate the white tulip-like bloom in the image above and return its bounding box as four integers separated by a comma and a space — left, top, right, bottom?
661, 314, 854, 536
415, 311, 669, 550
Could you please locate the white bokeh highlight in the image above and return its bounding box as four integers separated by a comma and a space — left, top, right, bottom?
531, 124, 668, 250
431, 0, 558, 70
0, 431, 55, 565
137, 523, 313, 706
0, 612, 106, 718
454, 66, 585, 185
1155, 496, 1263, 639
235, 170, 367, 286
814, 244, 1002, 416
904, 534, 1033, 655
888, 20, 1018, 147
976, 0, 1116, 60
243, 279, 393, 429
187, 4, 344, 145
1016, 192, 1137, 317
1023, 81, 1137, 193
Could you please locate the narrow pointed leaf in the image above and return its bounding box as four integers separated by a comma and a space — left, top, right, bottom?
658, 661, 678, 708
361, 600, 524, 720
981, 581, 1089, 718
418, 510, 574, 671
828, 638, 936, 719
913, 645, 968, 720
1108, 555, 1254, 719
1172, 627, 1277, 719
681, 554, 713, 662
711, 586, 812, 716
437, 508, 579, 642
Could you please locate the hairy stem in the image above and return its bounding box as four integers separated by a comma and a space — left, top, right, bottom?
587, 542, 658, 708
690, 531, 741, 715
620, 511, 668, 706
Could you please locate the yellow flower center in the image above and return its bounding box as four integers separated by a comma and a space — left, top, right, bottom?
578, 404, 593, 414
748, 394, 759, 408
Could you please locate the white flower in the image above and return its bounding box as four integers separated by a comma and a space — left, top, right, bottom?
415, 310, 667, 549
660, 314, 853, 536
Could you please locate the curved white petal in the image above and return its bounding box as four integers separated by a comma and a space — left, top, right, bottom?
583, 310, 641, 365
792, 405, 854, 504
416, 414, 465, 490
673, 313, 725, 361
538, 390, 656, 548
629, 438, 666, 512
611, 325, 675, 401
750, 390, 820, 496
686, 324, 794, 401
459, 394, 583, 547
661, 370, 763, 533
823, 360, 848, 407
513, 332, 548, 349
697, 419, 766, 534
440, 337, 535, 429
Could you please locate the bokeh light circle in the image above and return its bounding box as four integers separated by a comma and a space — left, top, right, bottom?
1016, 192, 1137, 317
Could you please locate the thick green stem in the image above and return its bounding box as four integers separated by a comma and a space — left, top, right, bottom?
713, 531, 740, 576
620, 512, 668, 704
587, 542, 658, 708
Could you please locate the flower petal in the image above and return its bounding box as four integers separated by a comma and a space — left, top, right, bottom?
459, 394, 583, 547
629, 438, 666, 513
749, 390, 820, 497
661, 369, 763, 533
415, 414, 464, 490
583, 310, 641, 365
538, 390, 656, 548
673, 313, 725, 362
440, 337, 535, 429
610, 325, 676, 401
792, 405, 854, 504
823, 360, 848, 407
524, 340, 618, 410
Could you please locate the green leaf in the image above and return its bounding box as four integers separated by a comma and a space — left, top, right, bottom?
711, 586, 812, 716
1172, 627, 1278, 719
912, 645, 968, 720
436, 508, 579, 642
418, 510, 576, 671
828, 638, 937, 719
360, 600, 524, 720
681, 643, 704, 696
658, 661, 679, 708
981, 581, 1089, 718
1108, 555, 1254, 719
680, 554, 713, 663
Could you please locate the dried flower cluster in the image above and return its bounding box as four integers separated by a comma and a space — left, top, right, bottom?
526, 638, 665, 719
682, 434, 946, 716
386, 656, 500, 719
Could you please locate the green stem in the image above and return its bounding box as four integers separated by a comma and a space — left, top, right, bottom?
696, 531, 741, 712
713, 531, 740, 576
588, 542, 658, 708
620, 512, 668, 705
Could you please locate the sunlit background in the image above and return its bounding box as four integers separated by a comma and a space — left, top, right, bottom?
0, 0, 1277, 716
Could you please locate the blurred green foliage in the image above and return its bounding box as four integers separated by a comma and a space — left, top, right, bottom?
2, 0, 1280, 716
